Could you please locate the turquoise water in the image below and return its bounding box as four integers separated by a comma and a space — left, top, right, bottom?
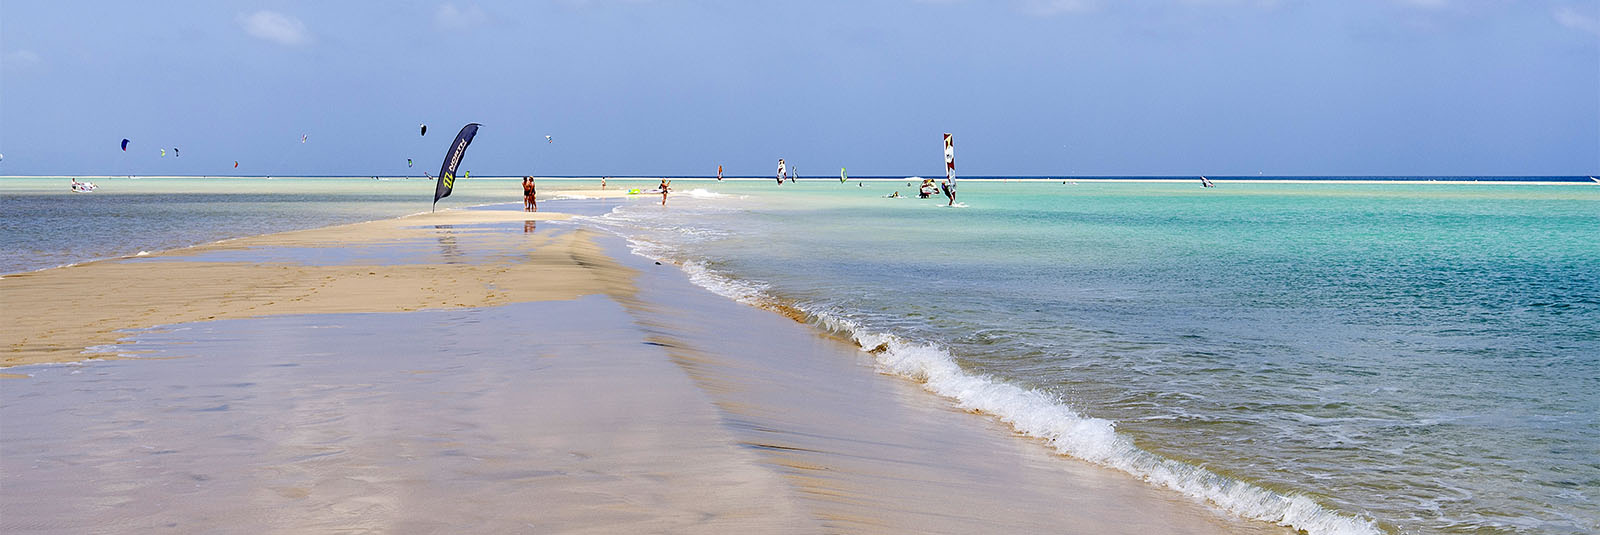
593, 180, 1600, 535
5, 177, 1598, 534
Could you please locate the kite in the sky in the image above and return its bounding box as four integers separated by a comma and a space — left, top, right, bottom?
545, 135, 552, 143
121, 139, 130, 151
408, 158, 414, 168
302, 134, 308, 143
420, 124, 428, 136
234, 161, 239, 168
174, 148, 180, 157
161, 149, 166, 157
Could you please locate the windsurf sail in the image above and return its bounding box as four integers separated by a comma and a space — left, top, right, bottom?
777, 159, 787, 184
121, 139, 130, 151
433, 123, 481, 208
841, 167, 847, 183
717, 164, 723, 180
944, 133, 955, 185
942, 133, 958, 205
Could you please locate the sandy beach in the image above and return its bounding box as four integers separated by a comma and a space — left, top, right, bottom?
1, 199, 1290, 533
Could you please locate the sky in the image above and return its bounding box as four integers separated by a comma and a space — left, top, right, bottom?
1, 0, 1596, 177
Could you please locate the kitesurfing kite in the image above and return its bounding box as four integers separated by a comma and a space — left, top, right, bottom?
120, 139, 130, 151
0, 153, 5, 163
407, 158, 414, 168
545, 135, 552, 143
160, 149, 166, 158
432, 123, 481, 209
420, 124, 428, 136
234, 161, 239, 168
301, 134, 308, 144
173, 148, 180, 157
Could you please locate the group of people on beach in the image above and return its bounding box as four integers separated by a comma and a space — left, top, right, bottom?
522, 176, 537, 212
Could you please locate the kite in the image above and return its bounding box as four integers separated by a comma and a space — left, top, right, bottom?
121, 139, 130, 151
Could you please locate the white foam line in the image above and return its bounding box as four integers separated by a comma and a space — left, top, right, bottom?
588, 202, 1384, 535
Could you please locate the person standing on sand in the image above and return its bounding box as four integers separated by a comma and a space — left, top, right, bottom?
659, 178, 671, 205
523, 176, 537, 212
601, 176, 607, 190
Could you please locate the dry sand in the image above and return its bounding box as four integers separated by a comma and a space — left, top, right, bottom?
1, 209, 629, 368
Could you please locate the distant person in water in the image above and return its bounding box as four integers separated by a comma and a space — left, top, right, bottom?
941, 179, 956, 206
659, 178, 671, 206
523, 176, 537, 212
601, 176, 607, 190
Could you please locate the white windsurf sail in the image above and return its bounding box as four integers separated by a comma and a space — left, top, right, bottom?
944, 133, 955, 185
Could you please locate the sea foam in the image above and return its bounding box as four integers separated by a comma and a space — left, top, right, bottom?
593, 199, 1384, 535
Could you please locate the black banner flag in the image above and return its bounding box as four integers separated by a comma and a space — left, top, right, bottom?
433, 123, 481, 209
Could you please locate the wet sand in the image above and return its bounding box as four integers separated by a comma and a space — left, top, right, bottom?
1, 202, 1290, 533
1, 209, 625, 368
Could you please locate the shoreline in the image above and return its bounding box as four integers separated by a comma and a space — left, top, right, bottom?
1, 200, 1301, 533
0, 206, 618, 368
4, 175, 1594, 186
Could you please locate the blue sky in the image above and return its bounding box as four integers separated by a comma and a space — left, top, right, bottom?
2, 1, 1596, 177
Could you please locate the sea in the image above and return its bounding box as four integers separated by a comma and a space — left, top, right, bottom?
4, 176, 1598, 534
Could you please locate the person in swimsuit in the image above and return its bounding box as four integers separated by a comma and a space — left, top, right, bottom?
523, 176, 537, 212
659, 178, 671, 206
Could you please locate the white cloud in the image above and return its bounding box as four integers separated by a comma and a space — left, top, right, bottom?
1554, 5, 1599, 35
238, 10, 311, 46
1015, 0, 1098, 16
4, 50, 41, 67
436, 3, 489, 30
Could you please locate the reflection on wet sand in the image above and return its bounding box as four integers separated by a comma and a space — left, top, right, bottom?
2, 203, 1292, 534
